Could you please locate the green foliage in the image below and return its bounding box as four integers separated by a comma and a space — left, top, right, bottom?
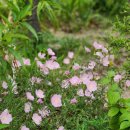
0, 0, 39, 80
103, 71, 130, 130
0, 124, 9, 129
107, 3, 130, 73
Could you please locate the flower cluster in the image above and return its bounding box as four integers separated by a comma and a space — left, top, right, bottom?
0, 42, 129, 130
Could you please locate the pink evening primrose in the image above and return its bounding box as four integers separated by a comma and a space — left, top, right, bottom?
102, 47, 108, 53
68, 51, 74, 59
2, 81, 8, 89
38, 106, 50, 118
64, 70, 70, 75
61, 79, 70, 89
70, 98, 78, 104
39, 64, 49, 75
58, 126, 64, 130
51, 56, 57, 60
51, 94, 62, 108
23, 58, 31, 66
21, 125, 30, 130
77, 89, 84, 97
114, 74, 122, 83
4, 54, 9, 61
38, 52, 46, 59
32, 113, 42, 125
35, 89, 45, 99
26, 92, 34, 101
85, 46, 91, 53
37, 98, 43, 104
24, 102, 32, 113
85, 89, 92, 97
72, 63, 81, 70
95, 52, 104, 58
93, 41, 103, 50
69, 76, 81, 86
86, 81, 97, 92
88, 61, 96, 70
0, 109, 12, 124
80, 73, 93, 84
63, 58, 70, 65
102, 56, 110, 67
45, 60, 60, 70
126, 80, 130, 87
47, 48, 55, 56
12, 60, 22, 68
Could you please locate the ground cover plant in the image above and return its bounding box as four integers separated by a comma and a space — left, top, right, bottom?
0, 0, 130, 130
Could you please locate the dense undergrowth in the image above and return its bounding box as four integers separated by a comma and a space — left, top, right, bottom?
0, 0, 130, 130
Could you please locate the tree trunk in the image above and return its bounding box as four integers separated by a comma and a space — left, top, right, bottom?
27, 0, 41, 32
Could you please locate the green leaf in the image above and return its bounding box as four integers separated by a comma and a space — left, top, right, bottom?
108, 91, 120, 105
108, 107, 119, 117
119, 112, 130, 123
109, 83, 120, 91
0, 124, 9, 129
120, 121, 130, 130
109, 114, 120, 129
100, 77, 111, 85
107, 70, 115, 78
9, 33, 30, 40
21, 22, 38, 41
17, 4, 31, 21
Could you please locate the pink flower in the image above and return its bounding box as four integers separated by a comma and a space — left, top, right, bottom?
4, 55, 9, 61
51, 56, 57, 60
64, 70, 70, 75
2, 81, 8, 89
24, 102, 32, 113
63, 58, 70, 65
21, 125, 30, 130
86, 81, 97, 92
69, 76, 81, 86
45, 60, 60, 70
38, 52, 46, 59
0, 109, 12, 124
126, 80, 130, 87
70, 98, 77, 104
88, 61, 96, 70
102, 56, 109, 66
23, 58, 31, 66
37, 99, 43, 104
38, 106, 50, 118
47, 48, 55, 56
61, 80, 70, 89
51, 94, 62, 107
12, 60, 21, 67
72, 63, 81, 70
93, 41, 103, 50
80, 73, 93, 84
85, 47, 91, 53
40, 64, 49, 75
36, 78, 43, 84
109, 55, 114, 61
102, 47, 108, 53
68, 51, 74, 59
26, 92, 34, 101
35, 90, 45, 99
77, 89, 84, 97
95, 52, 104, 58
114, 74, 122, 83
36, 60, 43, 68
85, 89, 92, 97
58, 126, 64, 130
32, 113, 42, 125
